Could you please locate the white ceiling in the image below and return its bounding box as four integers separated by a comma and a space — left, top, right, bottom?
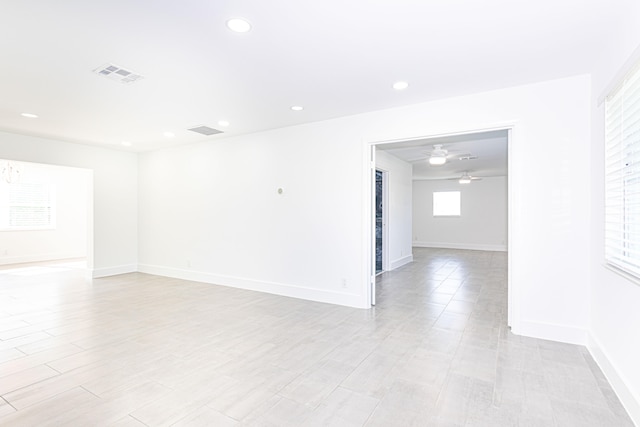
0, 1, 629, 152
378, 130, 508, 180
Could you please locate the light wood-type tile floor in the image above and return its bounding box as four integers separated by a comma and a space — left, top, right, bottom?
0, 249, 634, 426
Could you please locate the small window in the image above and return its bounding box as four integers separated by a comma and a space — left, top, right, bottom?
433, 191, 460, 216
0, 181, 56, 230
605, 58, 640, 279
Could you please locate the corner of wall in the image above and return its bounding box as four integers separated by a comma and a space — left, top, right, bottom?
516, 320, 588, 346
413, 242, 507, 252
92, 264, 138, 279
390, 254, 413, 270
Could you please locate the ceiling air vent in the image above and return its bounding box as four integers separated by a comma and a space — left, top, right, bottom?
187, 126, 223, 136
93, 63, 144, 84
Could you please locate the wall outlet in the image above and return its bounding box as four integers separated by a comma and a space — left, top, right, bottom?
341, 278, 347, 289
187, 260, 192, 268
1, 249, 7, 256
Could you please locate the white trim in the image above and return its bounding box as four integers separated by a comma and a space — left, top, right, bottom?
598, 42, 640, 106
588, 334, 640, 426
369, 125, 515, 147
92, 264, 137, 278
85, 170, 94, 272
138, 264, 368, 309
389, 254, 413, 270
413, 242, 507, 252
366, 143, 375, 307
0, 252, 86, 266
506, 127, 515, 330
516, 320, 588, 345
603, 262, 640, 287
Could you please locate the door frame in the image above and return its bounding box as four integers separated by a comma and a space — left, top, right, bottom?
365, 125, 517, 330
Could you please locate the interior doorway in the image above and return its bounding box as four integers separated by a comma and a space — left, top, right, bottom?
0, 159, 93, 272
368, 127, 511, 325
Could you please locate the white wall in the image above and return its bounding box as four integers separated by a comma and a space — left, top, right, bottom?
375, 150, 413, 270
413, 177, 507, 252
0, 160, 90, 265
138, 74, 592, 345
138, 122, 366, 307
0, 131, 138, 276
588, 3, 640, 423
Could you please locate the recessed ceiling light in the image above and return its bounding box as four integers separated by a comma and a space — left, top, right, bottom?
393, 81, 409, 90
121, 141, 132, 147
226, 18, 251, 33
291, 106, 304, 111
21, 113, 38, 118
218, 120, 230, 127
163, 131, 175, 138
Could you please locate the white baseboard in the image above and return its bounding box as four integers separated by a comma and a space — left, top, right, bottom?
413, 241, 507, 252
137, 264, 368, 309
0, 252, 86, 266
92, 264, 137, 278
588, 335, 640, 426
390, 254, 413, 270
515, 320, 588, 345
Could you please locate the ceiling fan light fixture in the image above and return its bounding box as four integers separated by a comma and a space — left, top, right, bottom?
458, 172, 475, 184
428, 144, 447, 165
429, 156, 447, 165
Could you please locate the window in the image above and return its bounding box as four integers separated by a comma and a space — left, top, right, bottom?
605, 59, 640, 279
0, 181, 56, 230
433, 191, 460, 216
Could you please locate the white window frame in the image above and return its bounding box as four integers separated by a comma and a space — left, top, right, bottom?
0, 181, 57, 231
605, 58, 640, 280
433, 191, 461, 217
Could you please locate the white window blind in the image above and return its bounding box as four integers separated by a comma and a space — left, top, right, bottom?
605, 59, 640, 278
0, 182, 56, 230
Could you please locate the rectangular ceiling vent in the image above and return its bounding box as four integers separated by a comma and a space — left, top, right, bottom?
187, 125, 224, 136
93, 63, 144, 84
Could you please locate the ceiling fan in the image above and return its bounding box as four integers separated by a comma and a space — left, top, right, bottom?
449, 171, 482, 184
414, 144, 475, 166
427, 144, 448, 165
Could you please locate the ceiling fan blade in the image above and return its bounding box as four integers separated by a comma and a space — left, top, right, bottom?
407, 156, 428, 162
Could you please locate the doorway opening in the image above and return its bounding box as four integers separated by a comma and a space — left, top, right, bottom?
368, 127, 512, 326
0, 159, 93, 274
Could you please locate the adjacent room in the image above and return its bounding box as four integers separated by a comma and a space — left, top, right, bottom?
0, 159, 91, 270
1, 1, 640, 425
